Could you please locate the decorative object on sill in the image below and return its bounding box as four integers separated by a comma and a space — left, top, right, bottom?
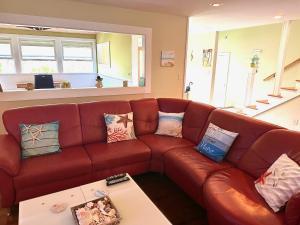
61, 81, 71, 88
161, 50, 175, 67
25, 83, 34, 91
0, 83, 3, 92
96, 75, 103, 88
123, 80, 128, 87
202, 49, 213, 67
138, 77, 145, 87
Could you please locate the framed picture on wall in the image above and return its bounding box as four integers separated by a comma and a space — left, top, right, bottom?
202, 49, 213, 67
161, 50, 175, 67
97, 42, 111, 68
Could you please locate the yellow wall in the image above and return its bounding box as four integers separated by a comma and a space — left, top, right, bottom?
97, 32, 132, 80
185, 30, 217, 103
0, 27, 96, 39
282, 20, 300, 87
0, 0, 188, 134
218, 23, 282, 106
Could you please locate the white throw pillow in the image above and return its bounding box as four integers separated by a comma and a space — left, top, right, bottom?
104, 112, 136, 143
155, 111, 184, 137
255, 154, 300, 212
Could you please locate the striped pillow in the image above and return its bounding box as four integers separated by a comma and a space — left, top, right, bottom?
196, 123, 238, 162
155, 111, 184, 137
20, 121, 61, 159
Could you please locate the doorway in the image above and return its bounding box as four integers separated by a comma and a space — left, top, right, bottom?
212, 52, 231, 107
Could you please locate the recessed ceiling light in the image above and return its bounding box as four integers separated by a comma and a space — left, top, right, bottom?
274, 15, 283, 19
210, 3, 223, 7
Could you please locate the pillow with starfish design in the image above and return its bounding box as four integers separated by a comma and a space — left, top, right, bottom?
104, 112, 136, 143
19, 121, 61, 159
255, 154, 300, 212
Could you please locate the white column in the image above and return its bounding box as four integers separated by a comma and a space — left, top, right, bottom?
273, 21, 291, 96
209, 31, 219, 103
245, 67, 257, 106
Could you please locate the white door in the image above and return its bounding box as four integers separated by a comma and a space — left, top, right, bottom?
212, 52, 231, 107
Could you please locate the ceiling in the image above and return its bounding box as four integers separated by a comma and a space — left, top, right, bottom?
68, 0, 300, 31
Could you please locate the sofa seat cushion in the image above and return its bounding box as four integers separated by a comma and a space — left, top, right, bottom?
204, 168, 285, 225
139, 134, 194, 159
165, 147, 232, 205
14, 146, 92, 190
85, 140, 151, 171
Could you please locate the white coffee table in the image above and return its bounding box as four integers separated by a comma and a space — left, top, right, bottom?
19, 174, 171, 225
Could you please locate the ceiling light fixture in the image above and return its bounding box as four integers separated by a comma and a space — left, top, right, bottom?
210, 3, 223, 7
274, 15, 283, 19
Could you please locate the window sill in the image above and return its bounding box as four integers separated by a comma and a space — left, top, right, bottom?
0, 86, 150, 102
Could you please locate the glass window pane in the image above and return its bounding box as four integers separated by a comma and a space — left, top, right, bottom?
63, 61, 94, 73
21, 60, 58, 73
0, 59, 15, 74
63, 42, 93, 60
20, 39, 55, 60
0, 43, 12, 58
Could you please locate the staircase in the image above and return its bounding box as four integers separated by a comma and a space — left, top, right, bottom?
224, 79, 300, 117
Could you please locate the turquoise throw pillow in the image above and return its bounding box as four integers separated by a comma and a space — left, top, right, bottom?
20, 121, 61, 159
196, 123, 238, 162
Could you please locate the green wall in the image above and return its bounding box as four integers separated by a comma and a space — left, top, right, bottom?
218, 23, 282, 105
97, 32, 132, 80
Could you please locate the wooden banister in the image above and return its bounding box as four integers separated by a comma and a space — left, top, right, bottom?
263, 58, 300, 81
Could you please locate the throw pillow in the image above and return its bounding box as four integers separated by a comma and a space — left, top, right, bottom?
195, 123, 238, 162
104, 112, 136, 143
20, 121, 61, 159
155, 111, 185, 138
255, 154, 300, 212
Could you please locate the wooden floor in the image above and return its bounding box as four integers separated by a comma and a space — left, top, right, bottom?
0, 172, 208, 225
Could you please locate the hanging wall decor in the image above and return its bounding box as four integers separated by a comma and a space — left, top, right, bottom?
161, 50, 175, 67
202, 49, 213, 67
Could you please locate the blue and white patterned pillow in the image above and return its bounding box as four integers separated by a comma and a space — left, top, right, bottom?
196, 123, 238, 162
155, 111, 185, 137
20, 121, 61, 159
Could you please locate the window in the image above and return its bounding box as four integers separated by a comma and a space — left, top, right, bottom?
62, 41, 95, 73
20, 39, 58, 73
0, 38, 15, 74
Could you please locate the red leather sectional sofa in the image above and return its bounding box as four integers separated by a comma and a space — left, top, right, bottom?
0, 98, 299, 225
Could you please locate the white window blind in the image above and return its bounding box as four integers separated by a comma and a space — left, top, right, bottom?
20, 39, 56, 60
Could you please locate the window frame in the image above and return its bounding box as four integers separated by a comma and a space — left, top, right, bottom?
0, 37, 16, 74
0, 13, 152, 101
0, 33, 97, 75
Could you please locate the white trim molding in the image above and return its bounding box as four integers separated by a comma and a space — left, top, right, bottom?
0, 13, 152, 101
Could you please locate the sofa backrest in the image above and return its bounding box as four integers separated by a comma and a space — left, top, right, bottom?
157, 98, 190, 113
130, 98, 159, 136
182, 102, 215, 144
2, 104, 82, 148
238, 129, 300, 178
200, 109, 282, 166
79, 100, 132, 144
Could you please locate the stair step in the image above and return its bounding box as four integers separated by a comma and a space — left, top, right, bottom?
268, 94, 283, 98
280, 87, 298, 91
256, 99, 270, 104
246, 105, 258, 110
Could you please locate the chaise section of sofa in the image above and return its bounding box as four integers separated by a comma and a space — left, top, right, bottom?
204, 129, 300, 225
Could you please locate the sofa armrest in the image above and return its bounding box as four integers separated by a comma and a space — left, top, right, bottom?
285, 192, 300, 225
0, 134, 21, 176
